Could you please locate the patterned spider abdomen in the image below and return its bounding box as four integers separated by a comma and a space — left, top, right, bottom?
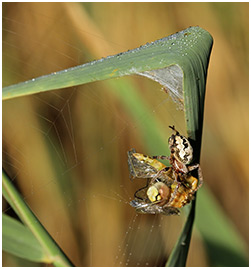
168, 126, 193, 165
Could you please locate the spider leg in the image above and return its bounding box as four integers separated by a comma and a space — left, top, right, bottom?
195, 165, 203, 190
148, 166, 170, 185
187, 163, 199, 172
152, 155, 170, 160
167, 170, 181, 204
169, 125, 180, 135
187, 164, 203, 191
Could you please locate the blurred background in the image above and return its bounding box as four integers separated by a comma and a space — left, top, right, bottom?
2, 2, 248, 266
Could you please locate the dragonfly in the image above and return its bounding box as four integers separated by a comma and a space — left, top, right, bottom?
128, 149, 201, 216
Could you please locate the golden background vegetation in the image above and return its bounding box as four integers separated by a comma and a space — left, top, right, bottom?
3, 2, 248, 266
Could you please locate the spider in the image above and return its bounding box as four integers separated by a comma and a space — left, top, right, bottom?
152, 125, 203, 189
127, 149, 200, 216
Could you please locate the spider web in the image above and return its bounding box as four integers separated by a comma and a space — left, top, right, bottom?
2, 5, 187, 267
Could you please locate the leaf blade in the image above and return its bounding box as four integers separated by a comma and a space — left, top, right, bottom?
3, 27, 212, 100
2, 169, 74, 267
3, 214, 45, 262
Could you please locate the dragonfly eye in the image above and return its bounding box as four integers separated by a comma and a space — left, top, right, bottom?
147, 182, 170, 202
147, 186, 160, 202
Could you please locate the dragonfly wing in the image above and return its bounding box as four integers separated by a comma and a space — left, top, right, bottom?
127, 149, 158, 179
130, 199, 180, 216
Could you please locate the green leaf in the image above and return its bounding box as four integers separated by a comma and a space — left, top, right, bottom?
163, 27, 213, 266
3, 27, 212, 100
165, 201, 195, 266
3, 214, 45, 262
2, 170, 74, 267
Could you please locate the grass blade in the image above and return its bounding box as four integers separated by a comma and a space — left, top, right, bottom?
3, 27, 212, 100
2, 169, 74, 267
166, 201, 195, 266
3, 214, 44, 262
164, 25, 213, 266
